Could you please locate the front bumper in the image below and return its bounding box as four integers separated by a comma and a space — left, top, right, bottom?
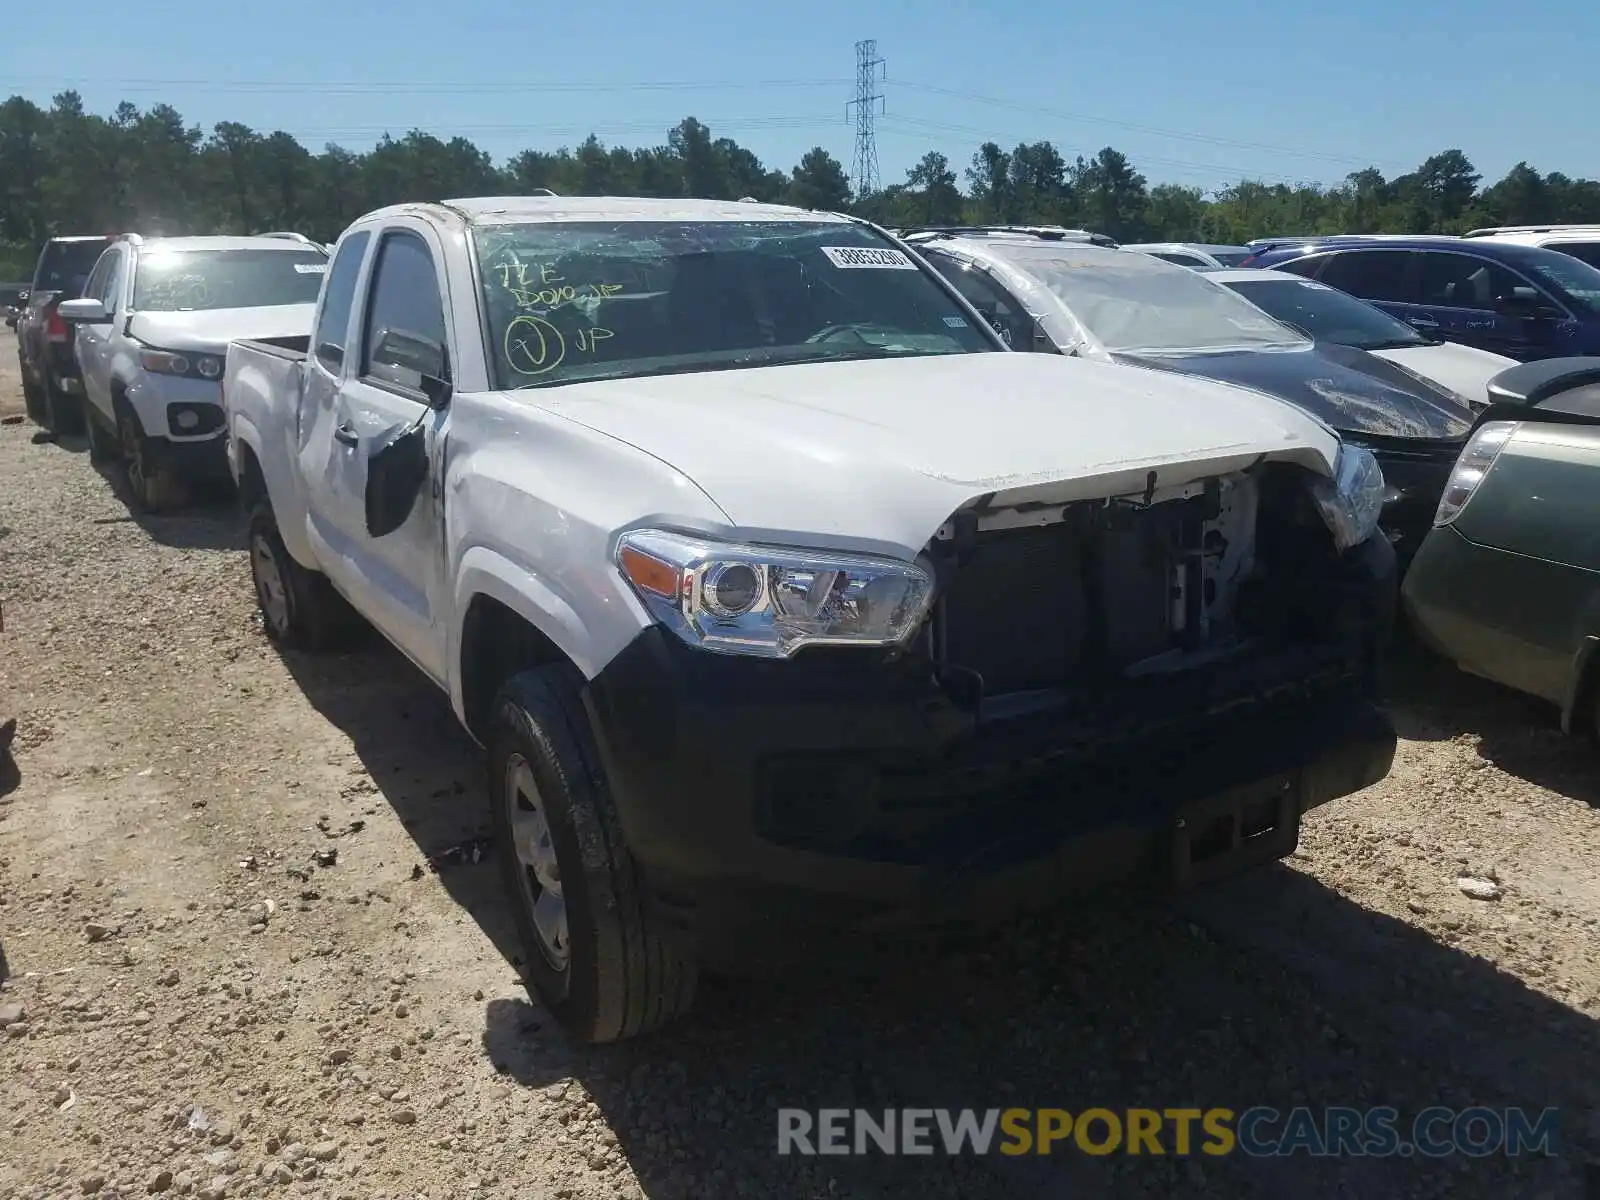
584, 610, 1396, 964
127, 373, 230, 480
1367, 441, 1461, 574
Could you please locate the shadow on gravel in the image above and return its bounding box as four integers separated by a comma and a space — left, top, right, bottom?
272, 638, 524, 969
1384, 642, 1600, 811
90, 461, 245, 552
271, 636, 1595, 1198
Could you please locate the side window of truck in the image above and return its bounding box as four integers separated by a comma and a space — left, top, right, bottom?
81, 251, 113, 306
314, 231, 372, 374
98, 251, 123, 310
360, 231, 450, 393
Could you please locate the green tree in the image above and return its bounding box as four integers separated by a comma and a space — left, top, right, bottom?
786, 148, 851, 211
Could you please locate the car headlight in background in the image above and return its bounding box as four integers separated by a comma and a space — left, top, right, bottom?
1311, 444, 1386, 552
140, 350, 191, 376
139, 349, 223, 379
1433, 421, 1518, 527
616, 529, 935, 658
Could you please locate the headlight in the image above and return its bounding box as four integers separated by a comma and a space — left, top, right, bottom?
615, 529, 935, 658
140, 350, 191, 376
1311, 444, 1386, 552
1434, 421, 1517, 527
196, 355, 223, 379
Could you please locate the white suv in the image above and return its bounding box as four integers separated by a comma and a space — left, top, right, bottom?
1463, 224, 1600, 270
59, 233, 328, 509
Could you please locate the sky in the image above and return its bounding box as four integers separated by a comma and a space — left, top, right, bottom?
3, 0, 1595, 196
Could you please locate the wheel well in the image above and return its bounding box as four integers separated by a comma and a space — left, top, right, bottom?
459, 594, 569, 741
236, 442, 268, 513
1567, 638, 1600, 738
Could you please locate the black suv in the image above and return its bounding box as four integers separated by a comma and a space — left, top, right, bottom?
16, 234, 117, 433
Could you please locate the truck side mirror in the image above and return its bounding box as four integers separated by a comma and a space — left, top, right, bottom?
365, 420, 428, 538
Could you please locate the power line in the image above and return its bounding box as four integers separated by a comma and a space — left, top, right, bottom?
280, 116, 830, 138
0, 76, 852, 96
846, 40, 885, 196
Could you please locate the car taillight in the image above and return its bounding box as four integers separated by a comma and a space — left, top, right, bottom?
47, 307, 68, 341
1236, 254, 1260, 268
1434, 421, 1518, 526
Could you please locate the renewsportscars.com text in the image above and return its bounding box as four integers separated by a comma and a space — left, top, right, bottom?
776, 1106, 1560, 1158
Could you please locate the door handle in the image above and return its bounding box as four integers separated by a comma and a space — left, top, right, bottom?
332, 421, 359, 446
1406, 316, 1440, 329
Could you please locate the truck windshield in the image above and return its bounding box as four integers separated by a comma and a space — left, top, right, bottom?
992, 243, 1310, 355
133, 248, 329, 312
470, 220, 998, 390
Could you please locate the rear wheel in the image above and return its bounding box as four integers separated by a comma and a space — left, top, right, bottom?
248, 498, 357, 651
41, 379, 83, 436
488, 665, 697, 1043
83, 402, 118, 463
21, 372, 45, 427
116, 403, 185, 511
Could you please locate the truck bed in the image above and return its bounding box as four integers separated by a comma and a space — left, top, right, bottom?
234, 335, 310, 359
224, 336, 315, 567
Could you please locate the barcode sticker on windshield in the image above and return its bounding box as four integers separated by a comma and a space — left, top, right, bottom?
293, 263, 328, 274
821, 246, 917, 270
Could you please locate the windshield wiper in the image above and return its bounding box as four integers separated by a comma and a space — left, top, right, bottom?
511, 345, 948, 389
1359, 337, 1428, 350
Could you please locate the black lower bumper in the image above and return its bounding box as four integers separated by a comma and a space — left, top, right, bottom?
1370, 443, 1459, 574
147, 434, 230, 482
584, 623, 1396, 965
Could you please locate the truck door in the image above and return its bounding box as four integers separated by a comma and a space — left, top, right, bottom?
301, 222, 451, 683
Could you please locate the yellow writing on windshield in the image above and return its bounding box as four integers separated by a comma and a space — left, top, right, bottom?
493, 261, 625, 310
504, 315, 617, 377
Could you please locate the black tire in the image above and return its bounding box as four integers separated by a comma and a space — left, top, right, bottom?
488, 665, 697, 1043
21, 372, 45, 427
247, 498, 357, 652
83, 402, 118, 463
42, 379, 83, 436
115, 402, 186, 512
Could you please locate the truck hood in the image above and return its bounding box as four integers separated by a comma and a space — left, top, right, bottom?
1368, 341, 1516, 410
1114, 342, 1474, 442
128, 304, 316, 354
517, 352, 1342, 558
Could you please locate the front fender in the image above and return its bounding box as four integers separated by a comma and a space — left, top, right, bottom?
448, 545, 651, 727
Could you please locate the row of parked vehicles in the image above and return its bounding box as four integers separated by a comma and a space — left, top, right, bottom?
9, 205, 1600, 1043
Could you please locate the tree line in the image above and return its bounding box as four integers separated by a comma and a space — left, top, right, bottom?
4, 91, 1600, 279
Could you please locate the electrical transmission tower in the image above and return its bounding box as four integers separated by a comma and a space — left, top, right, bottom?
847, 39, 885, 197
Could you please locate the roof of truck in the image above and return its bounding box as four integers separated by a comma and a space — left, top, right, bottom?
433, 195, 847, 225
127, 235, 328, 254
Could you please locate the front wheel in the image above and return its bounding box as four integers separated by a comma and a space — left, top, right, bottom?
116, 404, 185, 511
488, 665, 697, 1043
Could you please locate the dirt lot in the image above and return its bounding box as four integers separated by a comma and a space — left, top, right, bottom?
1, 351, 1598, 1200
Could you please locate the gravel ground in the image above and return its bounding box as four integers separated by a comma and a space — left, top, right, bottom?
1, 351, 1598, 1200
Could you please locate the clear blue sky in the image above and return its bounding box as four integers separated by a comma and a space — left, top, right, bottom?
3, 0, 1594, 195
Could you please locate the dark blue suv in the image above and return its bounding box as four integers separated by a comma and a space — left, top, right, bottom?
1240, 236, 1600, 362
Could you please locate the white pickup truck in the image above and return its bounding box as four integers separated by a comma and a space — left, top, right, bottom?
223, 195, 1398, 1043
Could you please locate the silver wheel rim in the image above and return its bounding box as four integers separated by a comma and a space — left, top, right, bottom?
504, 753, 569, 971
120, 418, 146, 496
251, 531, 291, 635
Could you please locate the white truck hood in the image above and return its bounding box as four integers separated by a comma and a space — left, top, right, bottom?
129, 304, 316, 354
1368, 341, 1517, 410
521, 353, 1341, 558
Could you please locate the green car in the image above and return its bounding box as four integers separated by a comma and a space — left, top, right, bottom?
1402, 357, 1600, 736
